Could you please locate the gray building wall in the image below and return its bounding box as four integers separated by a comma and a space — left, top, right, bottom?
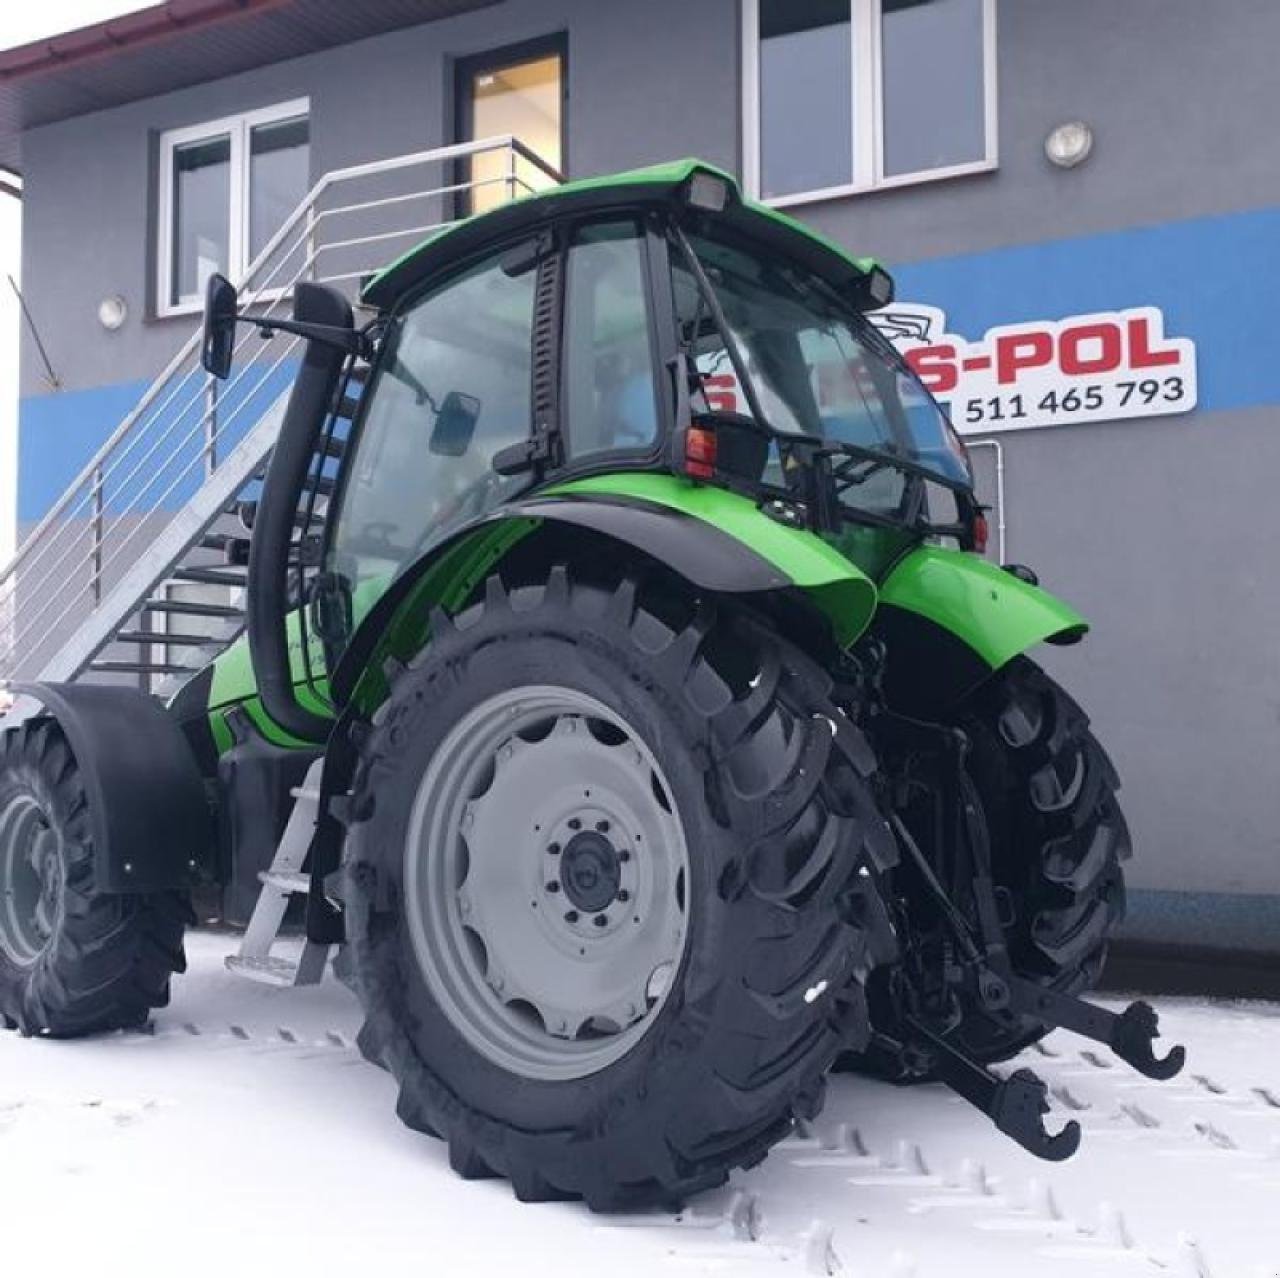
17, 0, 739, 395
14, 0, 1280, 955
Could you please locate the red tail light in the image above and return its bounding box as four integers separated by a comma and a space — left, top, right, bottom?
972, 512, 989, 554
684, 425, 717, 480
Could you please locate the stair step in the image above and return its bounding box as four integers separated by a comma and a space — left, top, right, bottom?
238, 501, 322, 532
259, 870, 310, 895
142, 598, 244, 619
115, 629, 219, 648
310, 473, 337, 497
89, 659, 192, 675
199, 532, 252, 565
169, 566, 248, 588
315, 432, 348, 459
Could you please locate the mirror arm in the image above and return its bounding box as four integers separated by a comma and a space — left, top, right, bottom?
234, 314, 372, 361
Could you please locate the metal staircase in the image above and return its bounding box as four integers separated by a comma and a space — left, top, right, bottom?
0, 136, 562, 696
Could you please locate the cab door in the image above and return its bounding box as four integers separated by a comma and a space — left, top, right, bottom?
323, 245, 539, 660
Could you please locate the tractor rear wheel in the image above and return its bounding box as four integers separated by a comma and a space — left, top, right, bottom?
856, 656, 1129, 1075
342, 567, 896, 1210
0, 717, 191, 1036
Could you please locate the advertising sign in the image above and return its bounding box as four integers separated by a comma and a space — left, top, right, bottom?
871, 304, 1198, 434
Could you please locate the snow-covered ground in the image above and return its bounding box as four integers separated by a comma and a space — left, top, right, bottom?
1, 932, 1277, 1278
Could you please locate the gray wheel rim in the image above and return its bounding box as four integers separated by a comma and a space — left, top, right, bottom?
0, 793, 63, 969
405, 685, 690, 1082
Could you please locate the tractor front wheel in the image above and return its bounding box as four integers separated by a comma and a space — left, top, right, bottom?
0, 717, 191, 1036
342, 567, 896, 1210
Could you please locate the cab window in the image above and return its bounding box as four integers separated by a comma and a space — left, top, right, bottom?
562, 221, 660, 459
328, 249, 536, 620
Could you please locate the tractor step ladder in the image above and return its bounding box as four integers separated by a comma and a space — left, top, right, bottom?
225, 759, 332, 987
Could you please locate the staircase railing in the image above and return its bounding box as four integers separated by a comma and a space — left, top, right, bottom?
0, 136, 561, 681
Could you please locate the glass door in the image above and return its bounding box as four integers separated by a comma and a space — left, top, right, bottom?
456, 35, 566, 214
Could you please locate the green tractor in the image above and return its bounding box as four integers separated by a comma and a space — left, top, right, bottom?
0, 160, 1183, 1209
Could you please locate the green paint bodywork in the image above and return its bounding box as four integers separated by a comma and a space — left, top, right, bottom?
348, 518, 538, 717
878, 545, 1088, 669
193, 492, 1087, 753
199, 519, 538, 744
206, 613, 332, 749
545, 473, 879, 646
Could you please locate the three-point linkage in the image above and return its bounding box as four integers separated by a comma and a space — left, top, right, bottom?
875, 714, 1185, 1161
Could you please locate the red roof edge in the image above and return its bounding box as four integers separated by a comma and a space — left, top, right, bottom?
0, 0, 296, 81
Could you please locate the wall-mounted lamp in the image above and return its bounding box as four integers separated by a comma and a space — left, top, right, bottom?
1045, 121, 1094, 169
97, 294, 128, 331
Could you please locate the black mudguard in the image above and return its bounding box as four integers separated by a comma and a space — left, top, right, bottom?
505, 494, 792, 594
9, 682, 215, 893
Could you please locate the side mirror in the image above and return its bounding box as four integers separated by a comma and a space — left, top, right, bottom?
201, 273, 239, 379
428, 391, 481, 456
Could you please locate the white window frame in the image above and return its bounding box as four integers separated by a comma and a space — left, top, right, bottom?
156, 97, 310, 318
742, 0, 997, 208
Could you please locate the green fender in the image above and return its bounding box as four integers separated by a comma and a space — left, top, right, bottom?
546, 473, 879, 646
338, 474, 880, 717
875, 544, 1087, 711
193, 481, 1080, 747
879, 545, 1087, 668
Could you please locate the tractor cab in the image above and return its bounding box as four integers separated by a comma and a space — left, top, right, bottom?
198, 159, 991, 736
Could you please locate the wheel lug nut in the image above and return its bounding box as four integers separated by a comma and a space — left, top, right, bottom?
596, 819, 610, 833
564, 910, 579, 924
616, 889, 630, 903
568, 818, 581, 831
547, 842, 561, 856
546, 881, 560, 894
593, 914, 608, 928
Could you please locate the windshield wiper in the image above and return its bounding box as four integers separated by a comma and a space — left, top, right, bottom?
671, 224, 774, 433
820, 439, 970, 492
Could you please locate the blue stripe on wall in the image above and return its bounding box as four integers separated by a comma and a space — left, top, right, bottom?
16, 207, 1280, 524
19, 361, 298, 524
892, 205, 1280, 418
19, 380, 150, 525
1122, 888, 1280, 958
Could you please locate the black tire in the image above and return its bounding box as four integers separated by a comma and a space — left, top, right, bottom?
857, 655, 1129, 1075
342, 566, 896, 1210
0, 717, 192, 1037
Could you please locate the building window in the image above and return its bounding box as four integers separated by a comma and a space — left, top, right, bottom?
157, 98, 310, 315
743, 0, 996, 206
455, 36, 566, 216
